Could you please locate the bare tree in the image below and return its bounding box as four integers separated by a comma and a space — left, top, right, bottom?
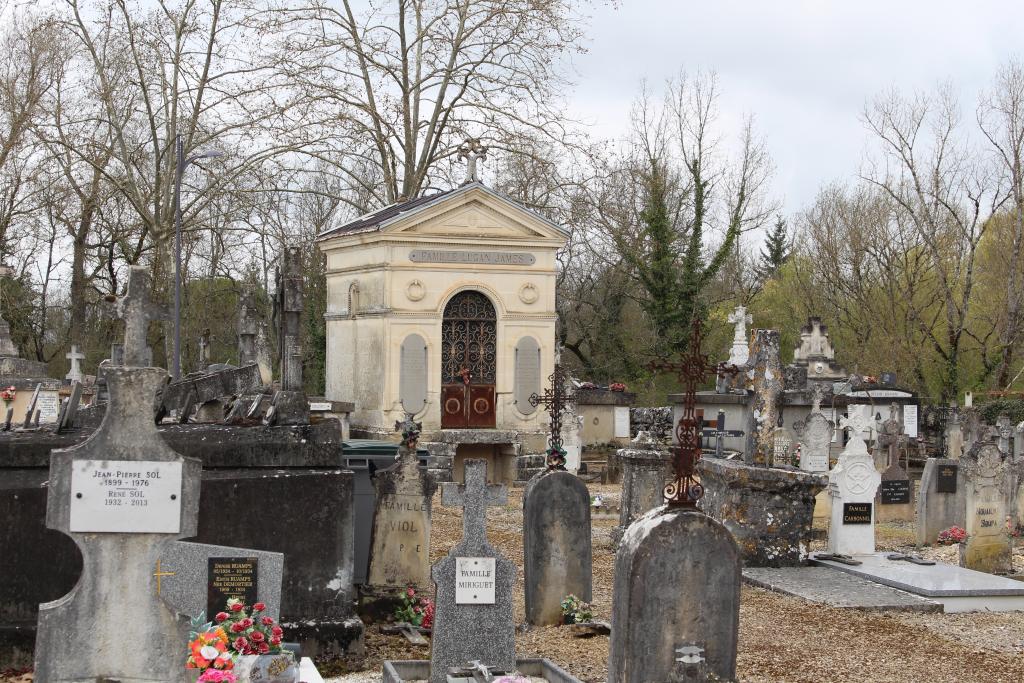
280, 0, 587, 206
979, 58, 1024, 388
862, 84, 1002, 402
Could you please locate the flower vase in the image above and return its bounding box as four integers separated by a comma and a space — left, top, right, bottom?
234, 652, 299, 683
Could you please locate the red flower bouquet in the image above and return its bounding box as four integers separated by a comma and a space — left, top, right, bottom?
218, 599, 285, 656
395, 586, 435, 629
937, 525, 967, 545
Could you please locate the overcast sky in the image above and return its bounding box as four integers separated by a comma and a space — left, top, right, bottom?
568, 0, 1024, 216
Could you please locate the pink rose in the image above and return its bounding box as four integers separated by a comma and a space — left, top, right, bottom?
240, 618, 253, 628
215, 612, 229, 623
253, 602, 266, 612
257, 642, 270, 654
261, 616, 274, 626
233, 637, 248, 652
250, 631, 265, 643
406, 588, 415, 598
230, 622, 244, 634
270, 636, 282, 645
271, 626, 283, 637
230, 603, 244, 613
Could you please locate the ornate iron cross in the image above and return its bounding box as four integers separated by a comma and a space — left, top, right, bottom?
529, 363, 577, 471
649, 317, 740, 508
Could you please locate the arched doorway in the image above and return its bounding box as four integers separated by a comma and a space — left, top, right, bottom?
441, 290, 497, 428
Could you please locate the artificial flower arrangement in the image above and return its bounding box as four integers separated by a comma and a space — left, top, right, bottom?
937, 525, 968, 545
394, 586, 435, 629
545, 444, 568, 470
0, 386, 15, 402
559, 594, 593, 625
609, 382, 627, 392
187, 599, 291, 683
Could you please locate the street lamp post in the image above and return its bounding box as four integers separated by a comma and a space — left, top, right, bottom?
173, 133, 222, 380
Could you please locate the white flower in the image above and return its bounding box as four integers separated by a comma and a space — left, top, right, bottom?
200, 645, 220, 661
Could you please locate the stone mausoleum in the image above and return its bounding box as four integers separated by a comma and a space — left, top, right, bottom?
317, 180, 566, 482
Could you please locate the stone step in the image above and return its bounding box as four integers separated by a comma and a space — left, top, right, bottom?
743, 566, 943, 612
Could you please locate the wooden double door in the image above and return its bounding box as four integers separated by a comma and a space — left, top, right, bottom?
441, 291, 496, 429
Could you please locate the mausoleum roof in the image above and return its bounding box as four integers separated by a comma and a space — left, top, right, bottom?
316, 181, 567, 240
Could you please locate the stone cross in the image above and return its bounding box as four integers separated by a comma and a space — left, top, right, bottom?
198, 329, 210, 367
726, 305, 753, 366
111, 266, 169, 367
529, 363, 578, 470
238, 289, 260, 365
996, 414, 1013, 456
65, 345, 85, 383
877, 403, 906, 469
649, 316, 739, 506
442, 460, 507, 548
458, 138, 488, 184
839, 410, 873, 455
275, 247, 304, 392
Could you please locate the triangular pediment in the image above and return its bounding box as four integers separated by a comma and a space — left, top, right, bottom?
380, 186, 567, 243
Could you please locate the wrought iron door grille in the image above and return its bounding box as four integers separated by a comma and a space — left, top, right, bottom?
441, 291, 497, 384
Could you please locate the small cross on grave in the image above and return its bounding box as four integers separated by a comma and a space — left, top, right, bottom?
726, 305, 753, 366
701, 410, 745, 459
153, 558, 175, 595
839, 410, 873, 454
106, 266, 170, 367
65, 344, 85, 383
649, 317, 740, 508
444, 460, 507, 549
529, 363, 577, 470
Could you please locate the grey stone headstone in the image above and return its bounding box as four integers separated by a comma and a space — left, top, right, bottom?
613, 439, 670, 543
430, 460, 514, 683
960, 441, 1017, 573
796, 410, 833, 473
59, 381, 84, 431
159, 540, 284, 620
399, 333, 429, 414
915, 458, 966, 546
514, 336, 541, 415
523, 470, 592, 625
21, 383, 40, 428
34, 367, 202, 683
747, 329, 782, 466
608, 507, 740, 683
368, 443, 437, 588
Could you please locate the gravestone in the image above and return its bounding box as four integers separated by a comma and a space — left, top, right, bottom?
915, 458, 966, 546
876, 462, 915, 523
827, 412, 882, 555
34, 367, 288, 682
960, 441, 1015, 574
746, 329, 782, 466
368, 418, 437, 588
997, 414, 1014, 456
608, 506, 740, 683
399, 334, 429, 415
523, 469, 592, 626
792, 388, 833, 473
612, 432, 670, 544
718, 305, 752, 393
269, 247, 309, 425
430, 459, 514, 683
65, 345, 85, 384
33, 367, 201, 682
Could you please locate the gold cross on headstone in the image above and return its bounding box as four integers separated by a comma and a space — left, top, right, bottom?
153, 559, 175, 595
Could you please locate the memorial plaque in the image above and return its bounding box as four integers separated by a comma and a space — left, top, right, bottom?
69, 460, 183, 533
36, 391, 60, 423
410, 249, 535, 266
207, 557, 259, 617
513, 336, 541, 415
842, 502, 872, 524
936, 464, 958, 493
399, 333, 429, 413
455, 556, 496, 604
614, 406, 630, 438
879, 479, 911, 505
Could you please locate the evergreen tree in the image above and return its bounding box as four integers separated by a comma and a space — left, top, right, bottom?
758, 215, 791, 280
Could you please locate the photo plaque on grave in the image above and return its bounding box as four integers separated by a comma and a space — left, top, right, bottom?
454, 557, 496, 605
69, 460, 183, 533
207, 557, 259, 616
842, 502, 872, 524
879, 479, 911, 505
936, 464, 958, 493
